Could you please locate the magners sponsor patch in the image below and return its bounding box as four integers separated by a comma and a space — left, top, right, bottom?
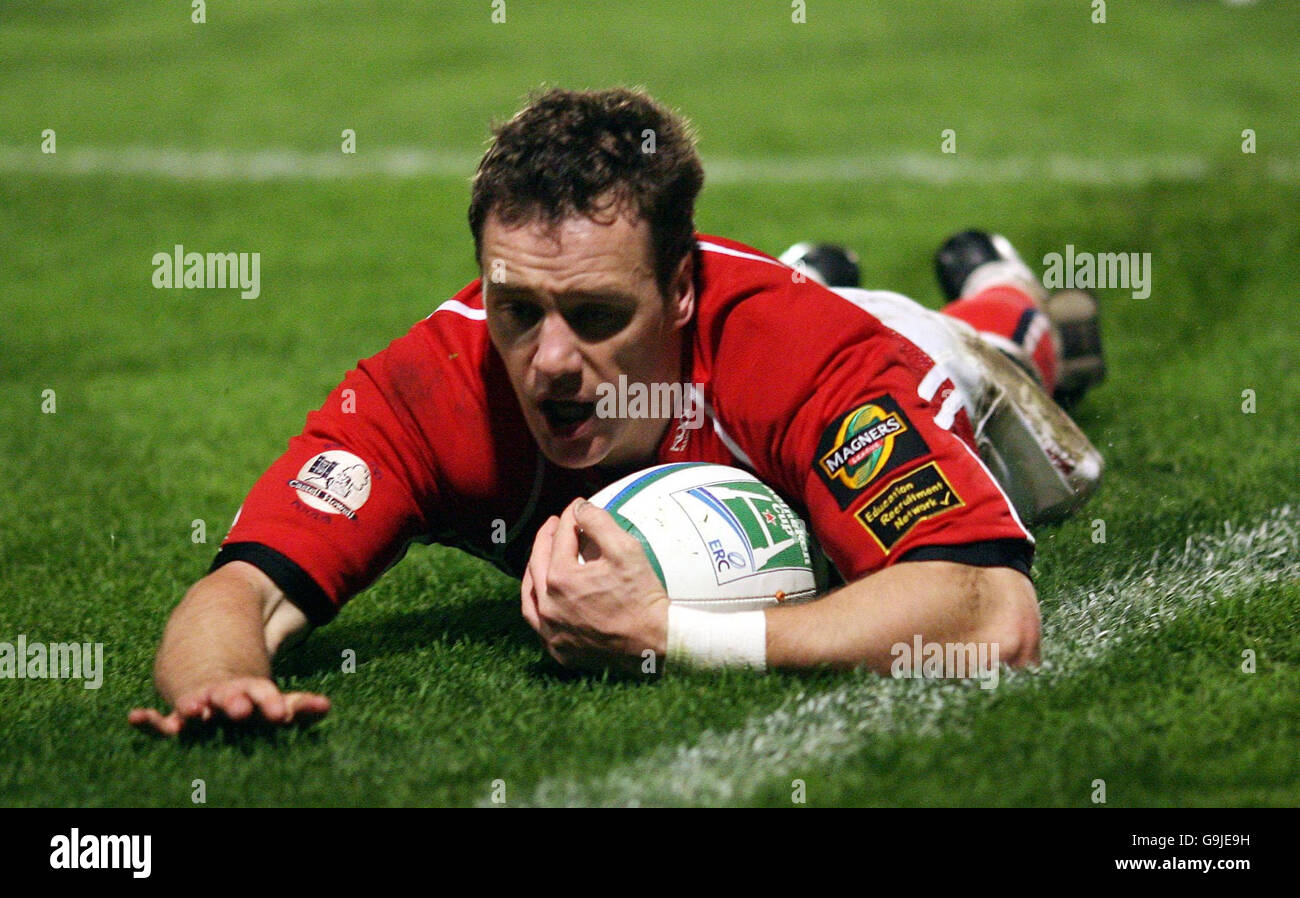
854, 461, 963, 552
815, 395, 929, 509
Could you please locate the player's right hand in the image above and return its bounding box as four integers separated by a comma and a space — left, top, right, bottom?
128, 677, 330, 737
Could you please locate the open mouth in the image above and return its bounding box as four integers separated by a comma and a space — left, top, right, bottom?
539, 399, 597, 435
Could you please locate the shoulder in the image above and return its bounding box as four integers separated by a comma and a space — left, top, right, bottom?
399, 279, 489, 361
694, 236, 904, 413
344, 279, 531, 480
694, 233, 900, 351
362, 279, 497, 411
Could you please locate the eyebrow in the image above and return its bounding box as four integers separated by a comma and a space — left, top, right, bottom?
486, 285, 639, 306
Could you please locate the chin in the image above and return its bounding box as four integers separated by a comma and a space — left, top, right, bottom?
536, 433, 613, 470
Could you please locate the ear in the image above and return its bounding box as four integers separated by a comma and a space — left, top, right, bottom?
667, 250, 696, 331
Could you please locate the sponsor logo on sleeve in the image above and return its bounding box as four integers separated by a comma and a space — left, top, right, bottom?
853, 461, 963, 553
814, 395, 930, 509
288, 450, 372, 520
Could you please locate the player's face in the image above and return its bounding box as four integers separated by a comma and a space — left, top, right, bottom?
481, 209, 694, 470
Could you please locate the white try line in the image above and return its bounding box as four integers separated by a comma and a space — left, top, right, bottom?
2, 145, 1296, 185
519, 505, 1298, 807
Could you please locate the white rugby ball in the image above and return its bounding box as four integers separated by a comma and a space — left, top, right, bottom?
587, 462, 818, 611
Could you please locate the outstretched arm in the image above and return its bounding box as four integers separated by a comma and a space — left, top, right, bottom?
128, 561, 327, 736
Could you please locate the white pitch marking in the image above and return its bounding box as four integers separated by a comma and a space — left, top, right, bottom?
520, 505, 1298, 806
2, 145, 1295, 185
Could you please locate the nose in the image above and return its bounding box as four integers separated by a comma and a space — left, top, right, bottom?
532, 312, 583, 387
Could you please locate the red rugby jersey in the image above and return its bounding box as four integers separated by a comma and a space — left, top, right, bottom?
214, 234, 1031, 624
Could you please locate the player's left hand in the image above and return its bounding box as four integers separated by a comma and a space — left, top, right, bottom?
522, 498, 669, 675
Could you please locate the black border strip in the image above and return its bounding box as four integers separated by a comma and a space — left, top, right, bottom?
898, 538, 1034, 578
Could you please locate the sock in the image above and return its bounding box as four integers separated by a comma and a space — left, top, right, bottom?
941, 284, 1059, 395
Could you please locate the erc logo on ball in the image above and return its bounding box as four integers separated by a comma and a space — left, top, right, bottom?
288, 450, 372, 519
589, 462, 818, 611
672, 481, 811, 586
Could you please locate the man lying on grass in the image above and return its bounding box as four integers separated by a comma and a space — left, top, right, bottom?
131, 87, 1105, 735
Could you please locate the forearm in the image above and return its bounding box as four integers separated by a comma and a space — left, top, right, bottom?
153, 562, 279, 703
764, 560, 1039, 672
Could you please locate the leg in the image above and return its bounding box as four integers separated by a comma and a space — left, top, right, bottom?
934, 229, 1106, 407
830, 287, 1103, 526
943, 285, 1059, 395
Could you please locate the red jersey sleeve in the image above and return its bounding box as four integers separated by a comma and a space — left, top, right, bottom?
213, 328, 441, 625
709, 286, 1033, 584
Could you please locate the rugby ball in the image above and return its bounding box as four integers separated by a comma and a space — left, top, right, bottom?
587, 462, 818, 611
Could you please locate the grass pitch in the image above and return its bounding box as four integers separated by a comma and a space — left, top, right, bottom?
1, 1, 1297, 807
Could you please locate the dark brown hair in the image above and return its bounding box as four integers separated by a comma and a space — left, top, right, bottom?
469, 87, 704, 296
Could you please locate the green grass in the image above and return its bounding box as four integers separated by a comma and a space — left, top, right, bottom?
761, 586, 1300, 808
1, 0, 1297, 807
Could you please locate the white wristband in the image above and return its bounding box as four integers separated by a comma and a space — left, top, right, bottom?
666, 606, 767, 671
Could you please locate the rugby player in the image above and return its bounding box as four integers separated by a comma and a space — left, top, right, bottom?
130, 88, 1105, 735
